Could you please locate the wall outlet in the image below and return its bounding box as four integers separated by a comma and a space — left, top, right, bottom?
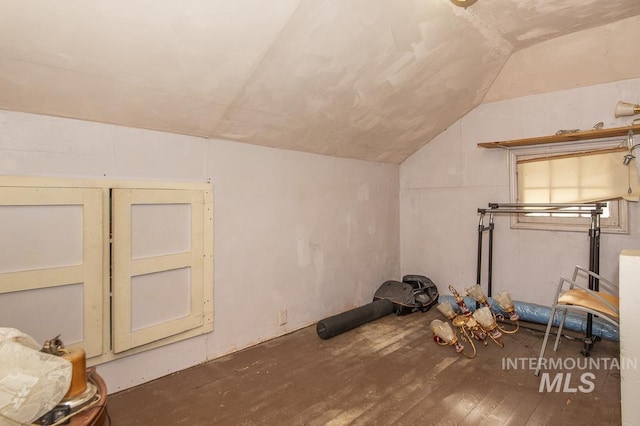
278, 308, 287, 326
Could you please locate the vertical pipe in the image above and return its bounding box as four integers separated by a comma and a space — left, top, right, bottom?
477, 214, 484, 286
582, 209, 601, 356
487, 215, 494, 297
592, 213, 600, 291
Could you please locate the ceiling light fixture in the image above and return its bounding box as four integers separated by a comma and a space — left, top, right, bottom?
450, 0, 479, 8
615, 101, 640, 118
430, 284, 519, 358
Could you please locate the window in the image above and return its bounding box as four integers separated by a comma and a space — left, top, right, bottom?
509, 138, 636, 233
0, 176, 213, 365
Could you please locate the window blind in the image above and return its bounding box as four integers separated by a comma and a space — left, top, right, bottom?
517, 148, 640, 203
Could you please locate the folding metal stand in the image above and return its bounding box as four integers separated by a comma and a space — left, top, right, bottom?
476, 202, 605, 356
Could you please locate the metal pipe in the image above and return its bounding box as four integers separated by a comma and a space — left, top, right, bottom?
477, 214, 484, 286
487, 215, 494, 297
582, 210, 602, 356
478, 208, 603, 215
488, 202, 604, 209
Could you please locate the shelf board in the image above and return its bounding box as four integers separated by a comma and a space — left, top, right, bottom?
477, 124, 640, 149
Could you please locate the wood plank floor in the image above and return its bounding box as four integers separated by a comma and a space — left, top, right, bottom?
107, 308, 621, 425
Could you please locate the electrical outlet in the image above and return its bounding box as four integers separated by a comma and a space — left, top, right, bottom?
278, 308, 287, 326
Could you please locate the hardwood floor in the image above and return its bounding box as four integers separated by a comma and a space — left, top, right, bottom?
107, 308, 621, 425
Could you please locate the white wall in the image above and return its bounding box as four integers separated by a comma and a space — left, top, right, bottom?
0, 110, 400, 392
400, 78, 640, 306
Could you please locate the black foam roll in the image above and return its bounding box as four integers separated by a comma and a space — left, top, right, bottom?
316, 298, 395, 339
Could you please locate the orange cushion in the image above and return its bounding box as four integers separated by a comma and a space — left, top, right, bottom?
558, 288, 619, 318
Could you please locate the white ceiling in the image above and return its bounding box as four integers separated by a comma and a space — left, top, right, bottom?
1, 0, 640, 163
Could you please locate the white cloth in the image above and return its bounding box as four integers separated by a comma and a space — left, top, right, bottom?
0, 328, 71, 425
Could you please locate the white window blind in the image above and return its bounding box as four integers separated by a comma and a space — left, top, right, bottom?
517, 148, 640, 203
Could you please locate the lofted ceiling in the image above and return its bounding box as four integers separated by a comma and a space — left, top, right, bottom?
1, 1, 640, 163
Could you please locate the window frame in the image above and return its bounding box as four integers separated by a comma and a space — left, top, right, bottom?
508, 138, 629, 234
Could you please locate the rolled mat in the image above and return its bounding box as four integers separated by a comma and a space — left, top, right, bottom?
316, 298, 395, 339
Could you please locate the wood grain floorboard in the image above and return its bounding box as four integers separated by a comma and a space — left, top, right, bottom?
107, 308, 621, 425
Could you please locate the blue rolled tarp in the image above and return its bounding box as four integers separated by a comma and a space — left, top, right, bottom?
438, 295, 619, 342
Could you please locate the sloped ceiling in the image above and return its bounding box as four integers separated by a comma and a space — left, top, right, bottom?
1, 1, 640, 163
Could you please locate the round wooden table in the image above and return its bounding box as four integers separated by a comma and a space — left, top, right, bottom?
68, 368, 108, 426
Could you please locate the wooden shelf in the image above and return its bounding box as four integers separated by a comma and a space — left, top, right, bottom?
477, 124, 640, 149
